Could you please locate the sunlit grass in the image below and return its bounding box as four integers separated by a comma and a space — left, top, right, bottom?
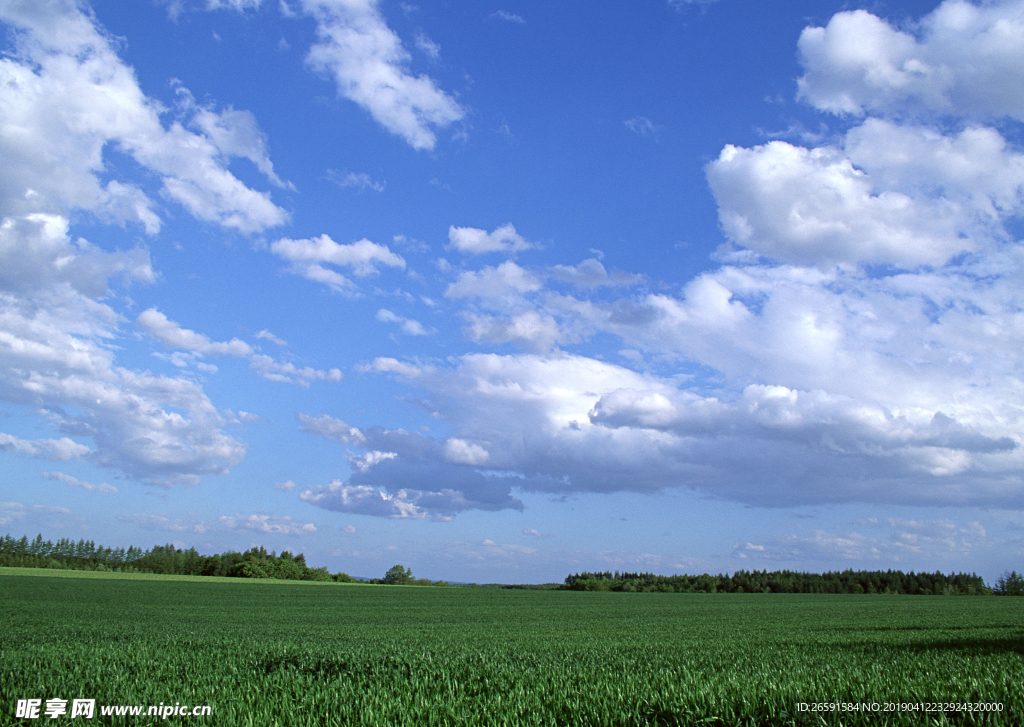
2, 569, 1021, 726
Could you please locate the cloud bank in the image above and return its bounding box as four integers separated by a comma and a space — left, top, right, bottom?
300, 0, 1024, 517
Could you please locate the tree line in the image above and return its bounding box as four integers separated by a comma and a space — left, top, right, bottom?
0, 533, 449, 586
562, 568, 1023, 595
0, 533, 353, 581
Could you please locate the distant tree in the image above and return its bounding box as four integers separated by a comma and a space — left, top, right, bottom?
382, 564, 414, 585
994, 571, 1024, 595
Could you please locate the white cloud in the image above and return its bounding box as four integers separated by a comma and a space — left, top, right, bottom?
443, 438, 489, 466
347, 349, 1024, 508
120, 511, 317, 536
255, 329, 288, 346
0, 1, 288, 233
463, 310, 564, 352
327, 170, 386, 192
446, 260, 541, 299
735, 518, 988, 564
208, 0, 264, 11
137, 308, 253, 357
0, 220, 244, 487
490, 10, 525, 24
299, 481, 427, 518
118, 513, 207, 533
275, 479, 298, 491
0, 0, 298, 489
349, 450, 398, 472
1, 501, 76, 527
297, 413, 366, 443
355, 357, 424, 377
376, 308, 432, 336
414, 32, 440, 59
219, 513, 317, 535
797, 2, 1024, 121
300, 0, 464, 150
399, 3, 1024, 506
41, 470, 117, 493
624, 116, 661, 137
0, 432, 91, 461
548, 258, 643, 288
707, 141, 976, 267
447, 224, 534, 255
297, 412, 523, 519
271, 234, 405, 292
0, 215, 153, 298
668, 0, 718, 9
137, 309, 339, 386
249, 354, 342, 387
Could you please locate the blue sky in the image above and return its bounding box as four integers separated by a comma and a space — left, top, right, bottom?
2, 0, 1023, 583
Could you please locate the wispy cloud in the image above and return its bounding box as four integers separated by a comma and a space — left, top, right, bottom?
326, 170, 386, 192
624, 116, 662, 137
300, 0, 464, 150
491, 10, 525, 24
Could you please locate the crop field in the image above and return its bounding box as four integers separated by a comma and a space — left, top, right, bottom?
2, 568, 1022, 726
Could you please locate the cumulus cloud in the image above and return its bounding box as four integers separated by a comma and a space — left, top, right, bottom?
365, 6, 1008, 513
0, 215, 153, 298
797, 2, 1024, 120
0, 220, 245, 487
447, 224, 534, 255
343, 347, 1024, 508
0, 432, 91, 461
446, 260, 542, 300
270, 234, 405, 292
296, 412, 523, 519
0, 0, 312, 488
300, 0, 464, 150
707, 141, 978, 267
403, 5, 1024, 509
0, 0, 288, 233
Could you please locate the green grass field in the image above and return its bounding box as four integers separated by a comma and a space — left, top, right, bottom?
2, 568, 1021, 726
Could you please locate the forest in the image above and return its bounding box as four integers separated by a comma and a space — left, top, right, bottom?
0, 533, 449, 585
0, 533, 349, 582
561, 569, 1024, 595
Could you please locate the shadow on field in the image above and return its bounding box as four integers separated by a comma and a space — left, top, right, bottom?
833, 634, 1024, 655
820, 624, 1022, 633
259, 655, 416, 679
902, 636, 1024, 655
